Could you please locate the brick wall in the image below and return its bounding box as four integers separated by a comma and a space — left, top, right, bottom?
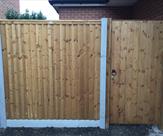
58, 7, 133, 20
56, 0, 163, 20
133, 0, 163, 20
0, 0, 19, 19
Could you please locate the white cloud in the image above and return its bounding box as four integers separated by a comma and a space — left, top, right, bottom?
20, 0, 59, 20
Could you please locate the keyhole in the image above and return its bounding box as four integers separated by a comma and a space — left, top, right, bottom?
112, 69, 117, 76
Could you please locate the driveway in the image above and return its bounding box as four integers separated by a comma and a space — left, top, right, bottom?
0, 125, 162, 136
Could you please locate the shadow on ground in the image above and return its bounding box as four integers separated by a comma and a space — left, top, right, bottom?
0, 125, 152, 136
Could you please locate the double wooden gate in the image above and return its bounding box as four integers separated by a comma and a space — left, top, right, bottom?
0, 19, 163, 128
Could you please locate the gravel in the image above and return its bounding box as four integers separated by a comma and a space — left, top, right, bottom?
0, 125, 152, 136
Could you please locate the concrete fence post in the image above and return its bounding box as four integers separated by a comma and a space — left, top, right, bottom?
0, 34, 7, 128
99, 18, 108, 129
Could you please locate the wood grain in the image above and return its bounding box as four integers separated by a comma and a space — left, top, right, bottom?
108, 21, 163, 125
0, 21, 101, 119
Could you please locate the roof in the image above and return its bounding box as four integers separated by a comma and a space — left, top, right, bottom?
49, 0, 138, 7
49, 0, 109, 4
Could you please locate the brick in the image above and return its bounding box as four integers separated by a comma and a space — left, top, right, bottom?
0, 0, 19, 19
133, 0, 163, 20
56, 0, 163, 20
58, 7, 133, 20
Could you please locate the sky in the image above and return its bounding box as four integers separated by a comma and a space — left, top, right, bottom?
20, 0, 59, 20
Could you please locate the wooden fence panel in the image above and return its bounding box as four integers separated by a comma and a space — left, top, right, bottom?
108, 21, 163, 125
0, 20, 101, 119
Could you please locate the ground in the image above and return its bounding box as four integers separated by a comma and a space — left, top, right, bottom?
0, 125, 163, 136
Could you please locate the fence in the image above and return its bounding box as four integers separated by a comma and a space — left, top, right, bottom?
0, 19, 163, 129
0, 20, 101, 120
0, 19, 105, 128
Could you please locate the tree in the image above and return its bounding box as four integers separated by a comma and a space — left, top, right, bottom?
5, 9, 47, 20
5, 9, 19, 19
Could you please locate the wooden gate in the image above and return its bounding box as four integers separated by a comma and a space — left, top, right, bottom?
108, 21, 163, 125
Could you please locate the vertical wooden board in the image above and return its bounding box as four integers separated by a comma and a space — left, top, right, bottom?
12, 24, 20, 119
39, 24, 44, 119
4, 24, 14, 118
0, 24, 10, 118
82, 24, 89, 119
144, 22, 154, 123
155, 22, 163, 124
118, 21, 128, 123
23, 24, 32, 119
149, 22, 162, 124
45, 24, 50, 119
53, 24, 60, 119
59, 24, 66, 119
118, 21, 126, 124
109, 21, 117, 123
77, 24, 82, 118
28, 24, 33, 119
82, 25, 89, 119
50, 24, 55, 118
35, 24, 43, 119
28, 24, 33, 118
42, 24, 48, 118
30, 24, 37, 118
110, 21, 124, 123
149, 22, 159, 124
65, 24, 72, 118
36, 24, 43, 119
123, 22, 132, 123
74, 24, 80, 119
0, 24, 8, 116
77, 24, 85, 119
71, 24, 77, 119
94, 24, 101, 119
17, 24, 26, 119
67, 25, 73, 119
35, 24, 39, 119
142, 22, 151, 123
47, 24, 54, 118
52, 24, 56, 118
129, 22, 139, 123
21, 24, 27, 119
137, 21, 145, 122
67, 24, 73, 119
137, 22, 149, 124
124, 22, 139, 123
88, 24, 95, 119
159, 21, 163, 129
106, 19, 112, 124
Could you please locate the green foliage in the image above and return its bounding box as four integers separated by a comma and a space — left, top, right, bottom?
30, 12, 37, 19
5, 9, 47, 20
19, 9, 29, 19
19, 9, 30, 19
5, 9, 19, 19
37, 11, 46, 20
